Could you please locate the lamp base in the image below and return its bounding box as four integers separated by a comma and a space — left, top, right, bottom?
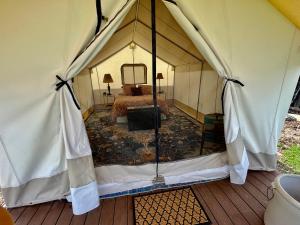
107, 83, 111, 95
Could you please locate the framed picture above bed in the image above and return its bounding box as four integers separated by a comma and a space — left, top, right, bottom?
121, 63, 147, 85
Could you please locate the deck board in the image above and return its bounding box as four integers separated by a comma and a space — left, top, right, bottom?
113, 196, 128, 225
249, 172, 273, 187
99, 198, 115, 225
15, 205, 39, 225
191, 185, 219, 225
42, 201, 65, 225
28, 202, 53, 225
206, 182, 249, 225
242, 182, 268, 208
216, 180, 264, 225
230, 183, 266, 219
6, 171, 277, 225
56, 203, 73, 225
10, 206, 26, 222
127, 196, 134, 225
85, 203, 102, 225
197, 184, 234, 225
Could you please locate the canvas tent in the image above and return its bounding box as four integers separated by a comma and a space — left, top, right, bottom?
0, 0, 300, 215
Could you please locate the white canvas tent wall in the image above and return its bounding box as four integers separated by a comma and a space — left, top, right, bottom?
1, 0, 300, 215
88, 45, 176, 105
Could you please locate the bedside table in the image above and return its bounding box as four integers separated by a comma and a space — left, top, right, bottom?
103, 93, 115, 106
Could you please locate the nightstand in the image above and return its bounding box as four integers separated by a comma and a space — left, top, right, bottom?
103, 93, 115, 106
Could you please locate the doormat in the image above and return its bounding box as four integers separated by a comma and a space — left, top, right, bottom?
133, 187, 211, 225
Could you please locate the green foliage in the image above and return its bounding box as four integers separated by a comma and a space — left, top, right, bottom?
281, 145, 300, 173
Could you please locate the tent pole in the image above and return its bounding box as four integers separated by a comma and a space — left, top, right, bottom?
89, 68, 96, 109
196, 62, 204, 121
95, 67, 102, 104
151, 0, 160, 179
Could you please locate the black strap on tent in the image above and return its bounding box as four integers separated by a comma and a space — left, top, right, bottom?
95, 0, 102, 34
56, 75, 81, 110
164, 0, 177, 5
151, 0, 160, 178
291, 77, 300, 106
221, 78, 244, 114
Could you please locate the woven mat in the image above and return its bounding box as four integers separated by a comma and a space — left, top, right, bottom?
133, 187, 211, 225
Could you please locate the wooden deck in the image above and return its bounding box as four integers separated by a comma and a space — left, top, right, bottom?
9, 171, 279, 225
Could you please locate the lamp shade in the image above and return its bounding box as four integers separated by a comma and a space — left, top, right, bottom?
103, 73, 113, 83
156, 73, 163, 79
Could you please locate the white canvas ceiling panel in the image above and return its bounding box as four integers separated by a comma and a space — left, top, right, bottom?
88, 22, 134, 67
134, 32, 182, 65
89, 0, 204, 68
137, 0, 203, 60
139, 0, 187, 36
135, 22, 201, 65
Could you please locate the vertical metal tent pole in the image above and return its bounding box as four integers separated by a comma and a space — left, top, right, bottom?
89, 68, 96, 109
151, 0, 160, 179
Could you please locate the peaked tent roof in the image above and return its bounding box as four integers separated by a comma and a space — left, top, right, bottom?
88, 0, 204, 68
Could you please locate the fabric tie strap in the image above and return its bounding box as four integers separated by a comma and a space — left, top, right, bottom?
221, 78, 244, 114
56, 75, 81, 110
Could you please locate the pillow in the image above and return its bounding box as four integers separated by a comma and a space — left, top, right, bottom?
140, 85, 152, 95
131, 87, 143, 96
123, 84, 135, 95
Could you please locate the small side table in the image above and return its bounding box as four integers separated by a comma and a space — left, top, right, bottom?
103, 93, 115, 106
158, 91, 166, 100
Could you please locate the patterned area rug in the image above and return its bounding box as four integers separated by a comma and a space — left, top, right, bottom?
133, 187, 211, 225
86, 106, 226, 166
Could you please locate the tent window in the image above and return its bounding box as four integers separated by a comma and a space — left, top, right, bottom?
121, 63, 147, 85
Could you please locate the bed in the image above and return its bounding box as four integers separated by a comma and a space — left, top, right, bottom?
112, 95, 169, 122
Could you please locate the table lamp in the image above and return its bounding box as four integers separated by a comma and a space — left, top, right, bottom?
103, 73, 113, 95
156, 73, 164, 93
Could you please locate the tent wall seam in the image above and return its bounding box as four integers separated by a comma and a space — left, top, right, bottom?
62, 0, 72, 73
223, 0, 233, 66
268, 27, 297, 148
136, 19, 203, 63
168, 0, 230, 77
0, 136, 21, 186
71, 0, 132, 64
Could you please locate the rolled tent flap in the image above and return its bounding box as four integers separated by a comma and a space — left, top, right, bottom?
58, 0, 136, 214
0, 0, 135, 215
223, 83, 249, 184
165, 0, 300, 181
163, 0, 249, 184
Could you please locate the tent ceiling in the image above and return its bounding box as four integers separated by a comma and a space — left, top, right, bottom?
269, 0, 300, 29
88, 0, 204, 68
